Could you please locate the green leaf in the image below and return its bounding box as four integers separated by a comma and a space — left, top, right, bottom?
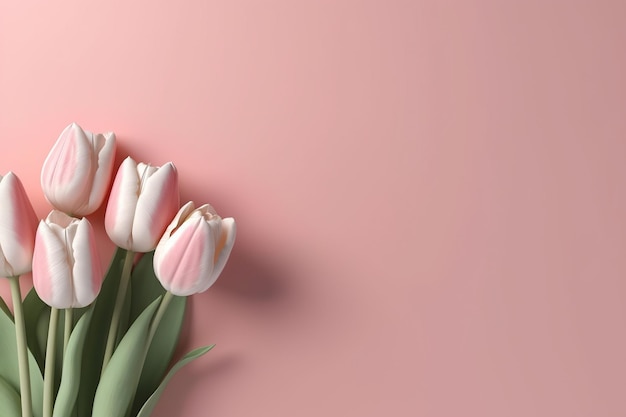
52, 310, 93, 417
35, 308, 50, 369
0, 296, 12, 320
0, 375, 21, 417
33, 307, 65, 395
129, 252, 164, 322
24, 288, 90, 376
76, 247, 127, 417
23, 288, 49, 369
136, 346, 214, 417
130, 252, 187, 415
0, 301, 45, 417
92, 297, 161, 417
117, 277, 133, 346
22, 283, 93, 375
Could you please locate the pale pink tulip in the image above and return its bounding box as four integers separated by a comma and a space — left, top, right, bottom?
0, 172, 38, 277
41, 122, 116, 216
153, 202, 236, 296
105, 157, 179, 252
32, 211, 103, 308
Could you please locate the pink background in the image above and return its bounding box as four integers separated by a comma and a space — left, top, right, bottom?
1, 1, 626, 416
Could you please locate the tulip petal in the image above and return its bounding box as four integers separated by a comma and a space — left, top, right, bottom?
0, 172, 38, 276
46, 210, 75, 229
155, 218, 215, 296
105, 157, 140, 249
33, 221, 73, 309
131, 162, 179, 252
199, 204, 218, 216
84, 132, 116, 215
41, 123, 94, 214
72, 219, 102, 307
204, 217, 236, 292
158, 201, 196, 242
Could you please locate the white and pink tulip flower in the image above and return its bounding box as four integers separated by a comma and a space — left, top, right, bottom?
154, 202, 236, 296
105, 157, 179, 252
41, 122, 116, 216
0, 172, 38, 277
32, 211, 103, 309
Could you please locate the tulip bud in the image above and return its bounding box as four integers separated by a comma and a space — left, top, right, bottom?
105, 157, 179, 252
0, 172, 38, 277
41, 122, 116, 216
32, 211, 103, 309
153, 202, 236, 296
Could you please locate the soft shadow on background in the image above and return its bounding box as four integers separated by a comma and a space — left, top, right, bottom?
212, 247, 288, 303
154, 241, 299, 416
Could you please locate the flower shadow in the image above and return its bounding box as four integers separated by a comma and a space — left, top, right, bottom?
152, 243, 291, 415
212, 244, 287, 302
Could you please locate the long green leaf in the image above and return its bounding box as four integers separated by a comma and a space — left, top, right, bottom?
52, 310, 93, 417
23, 289, 87, 381
33, 307, 66, 395
130, 252, 187, 415
92, 297, 161, 417
35, 308, 50, 371
0, 375, 21, 417
23, 288, 49, 369
129, 252, 163, 322
0, 301, 45, 417
0, 296, 12, 320
76, 247, 127, 417
117, 280, 133, 345
136, 346, 214, 417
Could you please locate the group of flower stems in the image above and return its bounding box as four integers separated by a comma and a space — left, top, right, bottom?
1, 122, 236, 417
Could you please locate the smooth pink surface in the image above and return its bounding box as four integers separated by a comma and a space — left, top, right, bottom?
1, 1, 626, 416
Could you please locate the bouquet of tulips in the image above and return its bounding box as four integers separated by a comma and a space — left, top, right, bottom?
0, 123, 236, 417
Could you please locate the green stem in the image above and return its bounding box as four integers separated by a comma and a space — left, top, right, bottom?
102, 249, 134, 371
147, 292, 174, 345
9, 276, 32, 417
127, 292, 175, 415
44, 307, 59, 417
63, 308, 73, 354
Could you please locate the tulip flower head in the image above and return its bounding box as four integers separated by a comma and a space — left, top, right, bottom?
0, 172, 38, 277
32, 211, 103, 309
41, 122, 116, 216
153, 202, 236, 296
105, 157, 179, 252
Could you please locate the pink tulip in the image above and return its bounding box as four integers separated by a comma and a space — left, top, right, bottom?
0, 172, 38, 277
32, 211, 103, 308
153, 202, 236, 296
105, 157, 179, 252
41, 122, 116, 216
